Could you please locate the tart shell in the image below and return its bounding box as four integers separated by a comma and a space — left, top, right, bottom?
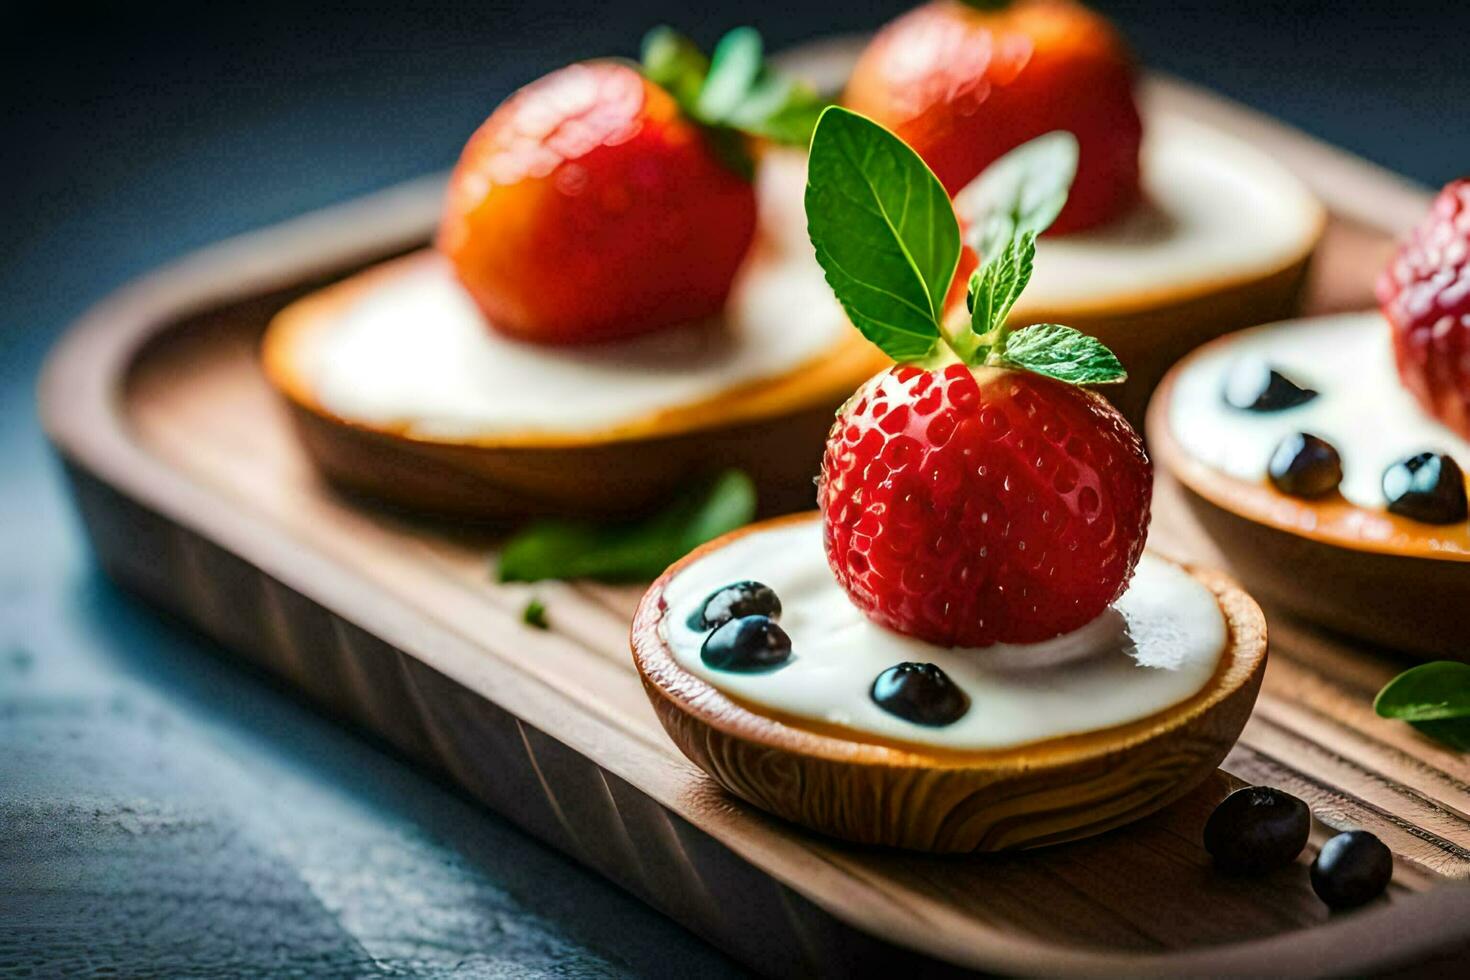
631, 513, 1268, 853
1018, 252, 1314, 428
1149, 341, 1470, 660
262, 251, 890, 521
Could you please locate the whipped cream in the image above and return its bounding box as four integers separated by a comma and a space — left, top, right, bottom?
301, 152, 847, 439
662, 519, 1226, 752
1168, 311, 1470, 510
1015, 115, 1321, 313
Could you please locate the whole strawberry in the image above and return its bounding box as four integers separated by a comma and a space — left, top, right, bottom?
844, 0, 1142, 235
438, 28, 824, 345
807, 108, 1150, 646
1378, 179, 1470, 440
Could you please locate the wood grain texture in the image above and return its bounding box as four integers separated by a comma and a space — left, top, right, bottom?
38, 61, 1470, 976
632, 514, 1268, 852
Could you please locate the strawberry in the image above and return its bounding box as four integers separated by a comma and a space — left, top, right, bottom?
1378, 179, 1470, 440
843, 0, 1141, 235
806, 108, 1150, 646
821, 362, 1150, 646
437, 28, 824, 345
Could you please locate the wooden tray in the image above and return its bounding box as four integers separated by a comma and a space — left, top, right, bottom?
40, 43, 1470, 975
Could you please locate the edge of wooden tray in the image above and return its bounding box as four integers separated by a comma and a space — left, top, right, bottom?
38, 61, 1470, 976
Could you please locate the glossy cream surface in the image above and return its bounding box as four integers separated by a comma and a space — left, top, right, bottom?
662, 520, 1227, 752
1011, 115, 1321, 312
300, 154, 846, 439
1169, 312, 1470, 510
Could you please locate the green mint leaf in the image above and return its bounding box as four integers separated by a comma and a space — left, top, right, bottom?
1374, 661, 1470, 722
997, 324, 1127, 385
1410, 719, 1470, 752
695, 27, 763, 122
967, 230, 1035, 343
521, 598, 549, 630
806, 107, 960, 362
640, 26, 709, 108
1374, 660, 1470, 749
955, 131, 1078, 260
497, 470, 756, 583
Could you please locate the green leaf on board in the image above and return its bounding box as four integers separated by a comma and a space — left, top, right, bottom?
1374, 661, 1470, 752
497, 470, 756, 584
805, 106, 960, 362
521, 598, 550, 630
1409, 718, 1470, 752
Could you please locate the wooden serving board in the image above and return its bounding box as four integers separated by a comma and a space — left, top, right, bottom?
40, 43, 1470, 975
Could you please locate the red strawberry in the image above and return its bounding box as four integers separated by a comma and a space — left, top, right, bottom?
437, 29, 824, 345
439, 62, 753, 345
843, 0, 1142, 235
1378, 179, 1470, 440
820, 363, 1150, 646
805, 108, 1149, 646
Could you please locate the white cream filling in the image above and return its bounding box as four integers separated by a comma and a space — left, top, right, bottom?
302, 116, 1316, 439
1168, 311, 1470, 510
1012, 115, 1321, 313
662, 520, 1226, 752
301, 153, 846, 439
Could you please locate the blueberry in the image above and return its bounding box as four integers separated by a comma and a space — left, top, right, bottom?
1222, 360, 1318, 412
1203, 786, 1311, 874
871, 662, 969, 726
1268, 433, 1343, 498
1382, 452, 1468, 524
700, 615, 791, 671
689, 581, 781, 630
1311, 830, 1392, 909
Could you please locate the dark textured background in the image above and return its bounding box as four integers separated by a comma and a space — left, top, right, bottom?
3, 2, 1467, 976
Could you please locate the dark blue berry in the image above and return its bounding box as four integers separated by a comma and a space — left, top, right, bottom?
1311, 830, 1392, 909
689, 581, 781, 630
1223, 360, 1318, 412
700, 615, 791, 671
871, 662, 969, 726
1203, 786, 1310, 874
1382, 452, 1468, 524
1269, 433, 1342, 498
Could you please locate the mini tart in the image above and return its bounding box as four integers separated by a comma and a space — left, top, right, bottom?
964, 116, 1325, 426
1149, 311, 1470, 659
631, 513, 1267, 853
263, 158, 889, 520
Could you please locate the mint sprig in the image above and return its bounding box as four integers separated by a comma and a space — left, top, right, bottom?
805, 108, 1125, 386
963, 230, 1125, 385
641, 26, 827, 177
959, 229, 1036, 361
497, 470, 756, 583
1375, 661, 1470, 751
